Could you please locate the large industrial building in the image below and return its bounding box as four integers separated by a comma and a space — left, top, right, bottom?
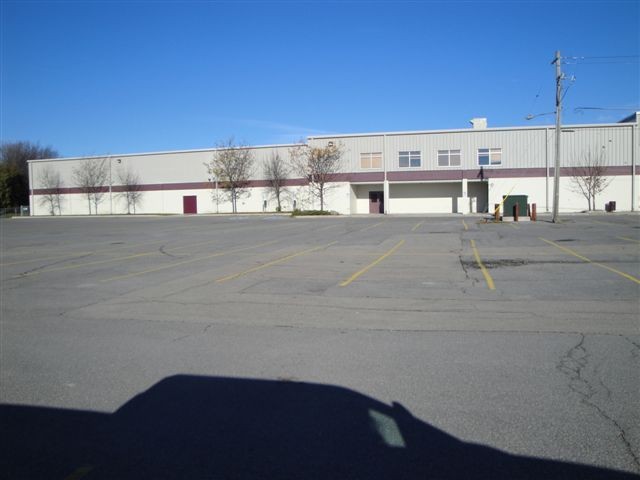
28, 114, 638, 216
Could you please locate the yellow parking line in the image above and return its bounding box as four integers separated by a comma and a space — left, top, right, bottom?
540, 237, 640, 285
1, 252, 93, 267
317, 223, 341, 232
411, 221, 424, 232
618, 236, 640, 244
590, 219, 619, 227
462, 220, 468, 231
0, 239, 169, 266
470, 239, 496, 290
12, 237, 226, 278
340, 239, 405, 287
15, 251, 160, 278
216, 241, 337, 283
63, 465, 93, 480
359, 221, 385, 232
508, 223, 520, 229
103, 240, 278, 282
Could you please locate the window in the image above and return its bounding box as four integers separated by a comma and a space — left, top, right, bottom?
360, 152, 382, 169
477, 148, 502, 166
399, 151, 421, 168
437, 149, 461, 167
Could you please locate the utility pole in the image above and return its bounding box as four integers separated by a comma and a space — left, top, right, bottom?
552, 50, 563, 223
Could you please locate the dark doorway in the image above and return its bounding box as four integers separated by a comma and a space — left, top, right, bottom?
369, 191, 384, 214
183, 196, 197, 214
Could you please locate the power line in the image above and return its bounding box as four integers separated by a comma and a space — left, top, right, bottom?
565, 55, 639, 59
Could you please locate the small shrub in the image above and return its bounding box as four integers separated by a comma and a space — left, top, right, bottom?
291, 209, 334, 217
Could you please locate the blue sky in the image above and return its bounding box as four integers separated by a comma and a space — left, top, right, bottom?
1, 0, 638, 157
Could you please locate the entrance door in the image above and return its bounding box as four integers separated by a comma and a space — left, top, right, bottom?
183, 195, 197, 214
369, 191, 384, 214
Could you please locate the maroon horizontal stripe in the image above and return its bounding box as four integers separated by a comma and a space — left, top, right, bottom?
29, 165, 639, 196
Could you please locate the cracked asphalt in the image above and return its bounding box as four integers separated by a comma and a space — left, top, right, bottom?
1, 213, 639, 479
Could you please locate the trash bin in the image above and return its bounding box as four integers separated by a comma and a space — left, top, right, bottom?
503, 195, 528, 217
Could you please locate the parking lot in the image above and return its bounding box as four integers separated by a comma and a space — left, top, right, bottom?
1, 213, 639, 478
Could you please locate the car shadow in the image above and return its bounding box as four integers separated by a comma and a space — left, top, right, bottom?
1, 375, 637, 479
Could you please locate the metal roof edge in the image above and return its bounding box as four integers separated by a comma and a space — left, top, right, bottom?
307, 121, 635, 140
27, 142, 305, 164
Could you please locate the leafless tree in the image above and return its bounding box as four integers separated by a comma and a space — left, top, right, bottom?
38, 166, 63, 215
117, 167, 144, 214
569, 149, 613, 211
264, 152, 289, 212
290, 142, 344, 211
72, 157, 109, 214
206, 138, 254, 213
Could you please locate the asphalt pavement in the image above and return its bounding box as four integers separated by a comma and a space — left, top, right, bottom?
1, 213, 638, 479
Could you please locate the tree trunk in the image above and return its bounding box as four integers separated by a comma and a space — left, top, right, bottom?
320, 188, 324, 211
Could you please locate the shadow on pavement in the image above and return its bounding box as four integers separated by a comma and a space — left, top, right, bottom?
1, 375, 637, 479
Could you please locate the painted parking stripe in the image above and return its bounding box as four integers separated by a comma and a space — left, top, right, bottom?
358, 221, 385, 232
462, 220, 469, 231
339, 239, 405, 287
411, 221, 424, 232
216, 241, 337, 283
11, 237, 235, 279
618, 236, 640, 244
540, 237, 640, 285
102, 240, 278, 282
470, 239, 496, 290
63, 465, 93, 480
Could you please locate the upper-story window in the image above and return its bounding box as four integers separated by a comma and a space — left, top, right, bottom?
437, 149, 461, 167
360, 152, 382, 169
399, 151, 421, 168
478, 148, 502, 166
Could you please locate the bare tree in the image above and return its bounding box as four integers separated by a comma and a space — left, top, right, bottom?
264, 152, 289, 212
569, 149, 613, 211
38, 166, 63, 215
206, 138, 254, 214
72, 158, 109, 214
117, 167, 144, 214
290, 142, 344, 211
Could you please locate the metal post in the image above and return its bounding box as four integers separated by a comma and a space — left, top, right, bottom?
108, 155, 113, 215
552, 50, 562, 223
545, 128, 549, 212
632, 122, 636, 211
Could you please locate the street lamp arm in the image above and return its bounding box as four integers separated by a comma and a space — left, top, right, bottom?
525, 112, 556, 120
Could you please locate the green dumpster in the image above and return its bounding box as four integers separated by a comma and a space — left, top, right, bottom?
503, 195, 528, 217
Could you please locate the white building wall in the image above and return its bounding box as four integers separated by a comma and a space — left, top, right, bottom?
29, 119, 638, 216
389, 183, 461, 214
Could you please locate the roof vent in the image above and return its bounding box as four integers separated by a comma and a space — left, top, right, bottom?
470, 117, 487, 129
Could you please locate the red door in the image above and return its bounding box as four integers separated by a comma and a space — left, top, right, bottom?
369, 191, 384, 214
183, 196, 197, 214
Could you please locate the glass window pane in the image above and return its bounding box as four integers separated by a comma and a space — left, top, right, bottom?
410, 157, 421, 167
410, 151, 420, 156
451, 150, 460, 154
450, 154, 461, 166
479, 148, 489, 154
479, 155, 489, 166
399, 157, 409, 168
437, 150, 448, 155
371, 155, 382, 168
438, 157, 448, 166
